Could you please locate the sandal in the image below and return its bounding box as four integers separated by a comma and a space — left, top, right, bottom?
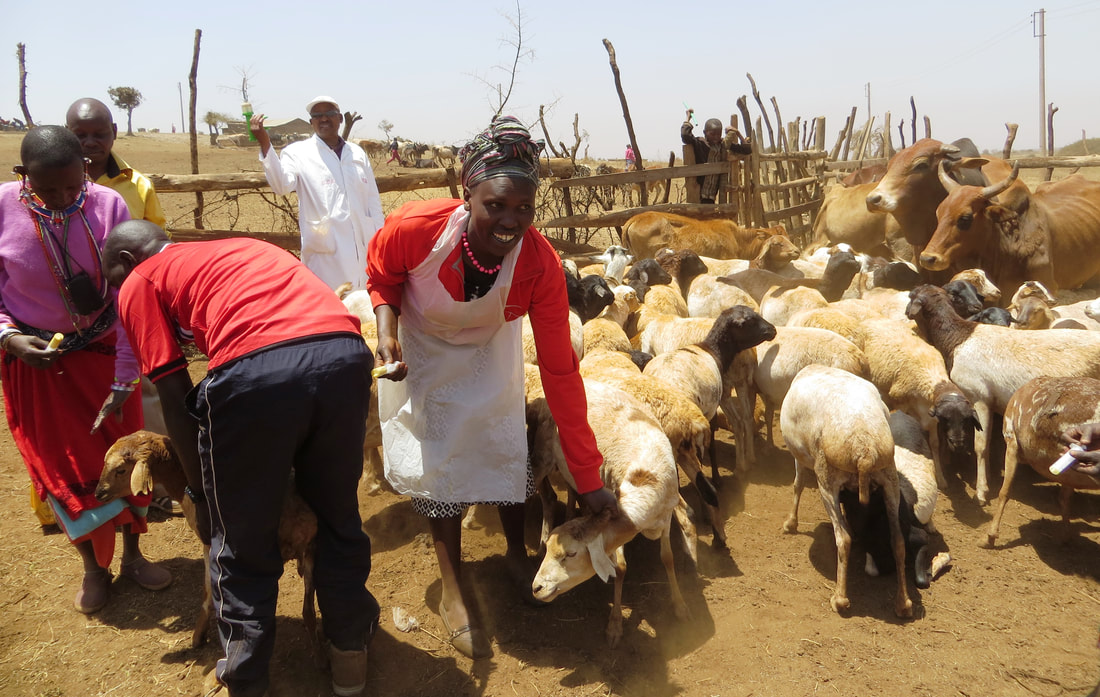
74, 568, 111, 614
438, 601, 491, 660
149, 496, 182, 515
120, 558, 173, 591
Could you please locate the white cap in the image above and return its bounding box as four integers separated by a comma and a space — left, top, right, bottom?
306, 96, 340, 115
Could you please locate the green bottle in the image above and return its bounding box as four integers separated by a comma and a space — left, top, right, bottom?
242, 102, 255, 141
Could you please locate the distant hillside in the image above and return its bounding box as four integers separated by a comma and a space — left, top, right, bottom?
1057, 138, 1100, 156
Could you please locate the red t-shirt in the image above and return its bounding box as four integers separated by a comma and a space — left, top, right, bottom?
118, 238, 361, 381
366, 199, 604, 494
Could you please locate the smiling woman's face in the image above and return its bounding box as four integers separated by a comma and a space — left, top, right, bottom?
463, 176, 537, 262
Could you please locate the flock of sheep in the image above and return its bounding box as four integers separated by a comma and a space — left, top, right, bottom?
92, 142, 1100, 655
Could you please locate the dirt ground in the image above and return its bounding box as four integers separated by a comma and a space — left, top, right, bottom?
0, 133, 1099, 697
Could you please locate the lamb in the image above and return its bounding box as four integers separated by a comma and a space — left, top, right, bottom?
523, 312, 584, 365
721, 245, 861, 307
531, 378, 697, 647
642, 306, 777, 476
857, 317, 980, 488
686, 274, 759, 318
94, 431, 318, 650
566, 273, 614, 322
335, 282, 375, 328
968, 307, 1015, 326
870, 260, 922, 291
786, 307, 864, 345
628, 282, 690, 337
623, 257, 673, 289
832, 290, 907, 321
780, 365, 912, 618
950, 268, 1002, 306
942, 279, 985, 318
843, 411, 944, 590
582, 285, 640, 355
985, 376, 1100, 547
753, 326, 868, 445
580, 349, 726, 547
905, 284, 1100, 503
654, 248, 710, 301
1010, 281, 1100, 330
596, 245, 633, 284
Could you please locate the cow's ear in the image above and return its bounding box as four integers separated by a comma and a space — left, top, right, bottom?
988, 205, 1022, 240
954, 157, 989, 171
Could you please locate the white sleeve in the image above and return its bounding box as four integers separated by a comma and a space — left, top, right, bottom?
260, 145, 298, 196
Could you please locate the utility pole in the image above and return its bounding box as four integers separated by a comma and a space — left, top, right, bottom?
1034, 8, 1047, 154
178, 82, 186, 134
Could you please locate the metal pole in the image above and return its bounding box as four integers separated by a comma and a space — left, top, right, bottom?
178, 82, 186, 134
1034, 9, 1047, 155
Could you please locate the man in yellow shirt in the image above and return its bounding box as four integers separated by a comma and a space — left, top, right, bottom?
66, 98, 166, 227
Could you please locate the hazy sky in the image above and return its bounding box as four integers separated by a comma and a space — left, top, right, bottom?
3, 0, 1096, 162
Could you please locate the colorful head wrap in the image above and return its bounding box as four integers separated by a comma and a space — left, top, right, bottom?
459, 115, 545, 190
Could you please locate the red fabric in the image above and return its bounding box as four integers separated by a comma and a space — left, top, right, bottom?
118, 238, 362, 379
2, 336, 148, 567
366, 200, 604, 494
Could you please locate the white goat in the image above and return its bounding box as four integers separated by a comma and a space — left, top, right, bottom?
531, 379, 697, 647
780, 365, 913, 618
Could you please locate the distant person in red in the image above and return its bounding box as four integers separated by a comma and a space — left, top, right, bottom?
103, 221, 379, 697
386, 137, 400, 164
625, 144, 635, 170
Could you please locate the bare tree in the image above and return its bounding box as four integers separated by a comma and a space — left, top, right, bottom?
16, 43, 33, 127
341, 111, 362, 141
378, 119, 394, 140
468, 1, 534, 117
107, 86, 143, 135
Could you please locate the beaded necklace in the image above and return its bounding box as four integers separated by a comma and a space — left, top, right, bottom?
19, 183, 105, 331
461, 229, 501, 274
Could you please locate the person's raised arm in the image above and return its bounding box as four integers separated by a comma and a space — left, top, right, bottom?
250, 113, 273, 157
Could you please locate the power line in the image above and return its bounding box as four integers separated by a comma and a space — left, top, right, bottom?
877, 17, 1030, 89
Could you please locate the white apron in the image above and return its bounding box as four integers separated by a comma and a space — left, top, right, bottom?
379, 206, 528, 503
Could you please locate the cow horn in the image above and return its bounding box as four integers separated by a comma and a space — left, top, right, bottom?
938, 143, 961, 156
937, 161, 960, 194
980, 161, 1020, 200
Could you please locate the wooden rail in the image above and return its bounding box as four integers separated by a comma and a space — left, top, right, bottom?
540, 203, 739, 230
149, 158, 577, 193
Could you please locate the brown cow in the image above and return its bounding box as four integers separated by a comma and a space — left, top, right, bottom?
811, 182, 903, 258
356, 139, 387, 162
921, 162, 1100, 294
622, 211, 787, 261
840, 164, 887, 187
865, 138, 1028, 264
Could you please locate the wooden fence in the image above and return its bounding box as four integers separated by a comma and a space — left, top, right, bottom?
151, 140, 1100, 254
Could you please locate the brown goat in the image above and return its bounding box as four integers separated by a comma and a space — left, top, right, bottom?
95, 431, 318, 651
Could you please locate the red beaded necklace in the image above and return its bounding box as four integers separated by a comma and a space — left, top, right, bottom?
461, 230, 501, 274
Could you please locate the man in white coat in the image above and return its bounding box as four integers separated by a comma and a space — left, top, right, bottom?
251, 96, 383, 290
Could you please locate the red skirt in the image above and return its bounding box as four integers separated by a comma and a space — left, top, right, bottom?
2, 334, 147, 568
